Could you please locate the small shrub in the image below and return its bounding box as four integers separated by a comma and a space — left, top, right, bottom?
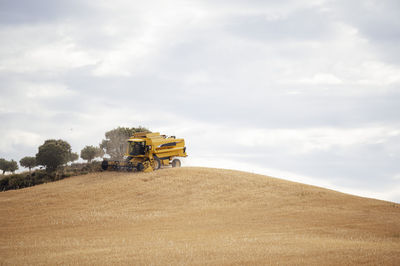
0, 177, 9, 191
61, 173, 72, 178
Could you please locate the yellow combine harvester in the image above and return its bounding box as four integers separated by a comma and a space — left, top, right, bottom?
101, 132, 187, 172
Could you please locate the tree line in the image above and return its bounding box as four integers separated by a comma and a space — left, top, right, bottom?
0, 126, 150, 175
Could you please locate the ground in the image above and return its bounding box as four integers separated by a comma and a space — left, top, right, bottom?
1, 167, 399, 265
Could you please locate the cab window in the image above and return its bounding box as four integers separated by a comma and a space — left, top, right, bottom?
129, 141, 145, 155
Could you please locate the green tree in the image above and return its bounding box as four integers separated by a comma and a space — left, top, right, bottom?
100, 126, 150, 160
0, 158, 7, 175
0, 158, 19, 174
19, 156, 36, 172
70, 152, 79, 163
6, 160, 19, 173
36, 139, 74, 172
80, 145, 103, 163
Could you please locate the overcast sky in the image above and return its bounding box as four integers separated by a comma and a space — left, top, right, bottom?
0, 0, 399, 202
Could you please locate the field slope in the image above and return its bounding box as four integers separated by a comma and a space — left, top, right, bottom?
1, 167, 399, 265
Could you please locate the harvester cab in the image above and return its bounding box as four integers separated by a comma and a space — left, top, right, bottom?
101, 132, 187, 172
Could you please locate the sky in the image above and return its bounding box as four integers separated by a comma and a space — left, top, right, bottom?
0, 0, 399, 202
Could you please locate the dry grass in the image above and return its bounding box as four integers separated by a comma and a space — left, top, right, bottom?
0, 167, 399, 265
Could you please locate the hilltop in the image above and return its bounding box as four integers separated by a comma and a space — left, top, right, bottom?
0, 167, 399, 265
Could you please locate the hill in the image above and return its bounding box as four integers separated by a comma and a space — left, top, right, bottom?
0, 167, 399, 265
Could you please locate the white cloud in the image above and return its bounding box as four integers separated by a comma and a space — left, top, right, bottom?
24, 82, 76, 99
182, 125, 400, 155
296, 73, 343, 85
0, 80, 76, 117
85, 1, 212, 77
0, 129, 42, 153
353, 60, 400, 86
0, 25, 96, 73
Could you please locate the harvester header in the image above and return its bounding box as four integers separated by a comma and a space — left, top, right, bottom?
102, 132, 187, 172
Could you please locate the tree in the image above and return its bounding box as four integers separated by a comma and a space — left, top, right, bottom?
0, 158, 7, 175
70, 152, 79, 163
6, 160, 18, 173
36, 139, 74, 172
19, 156, 36, 172
80, 145, 103, 163
100, 126, 150, 160
0, 158, 19, 174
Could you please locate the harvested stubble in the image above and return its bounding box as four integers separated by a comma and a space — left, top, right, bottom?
0, 167, 399, 265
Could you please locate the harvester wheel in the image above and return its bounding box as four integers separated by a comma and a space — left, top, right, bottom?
153, 157, 161, 170
172, 159, 181, 168
137, 163, 145, 171
113, 161, 119, 170
127, 162, 134, 172
101, 160, 108, 170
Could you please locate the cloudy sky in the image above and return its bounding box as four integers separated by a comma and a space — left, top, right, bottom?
1, 0, 399, 202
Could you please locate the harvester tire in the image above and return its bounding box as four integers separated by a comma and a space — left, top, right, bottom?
127, 162, 134, 172
101, 160, 108, 170
137, 163, 145, 171
172, 159, 181, 168
113, 161, 119, 170
153, 156, 161, 170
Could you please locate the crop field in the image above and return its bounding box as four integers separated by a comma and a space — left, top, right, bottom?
1, 167, 399, 265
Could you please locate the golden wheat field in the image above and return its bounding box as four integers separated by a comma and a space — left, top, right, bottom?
0, 167, 399, 265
